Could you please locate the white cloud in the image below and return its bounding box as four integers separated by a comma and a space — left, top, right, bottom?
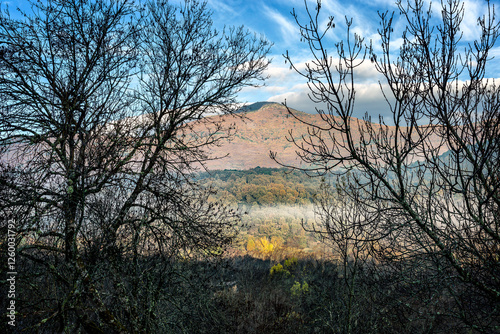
265, 62, 296, 81
207, 0, 239, 17
263, 5, 300, 46
239, 54, 386, 115
266, 79, 390, 121
266, 88, 319, 114
461, 0, 484, 41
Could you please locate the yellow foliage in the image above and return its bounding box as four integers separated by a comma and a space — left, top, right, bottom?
269, 263, 290, 277
271, 236, 284, 249
258, 237, 274, 255
290, 281, 309, 297
284, 257, 298, 269
246, 237, 256, 251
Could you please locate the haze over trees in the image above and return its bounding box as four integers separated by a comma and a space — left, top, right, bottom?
0, 0, 269, 331
272, 0, 500, 331
1, 0, 499, 333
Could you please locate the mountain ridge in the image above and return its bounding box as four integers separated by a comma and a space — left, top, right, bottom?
194, 102, 446, 171
194, 102, 345, 170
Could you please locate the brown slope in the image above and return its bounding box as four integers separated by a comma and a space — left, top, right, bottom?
193, 102, 338, 170
194, 102, 444, 171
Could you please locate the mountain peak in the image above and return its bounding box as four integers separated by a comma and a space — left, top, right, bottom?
192, 102, 320, 170
239, 102, 311, 119
237, 101, 282, 113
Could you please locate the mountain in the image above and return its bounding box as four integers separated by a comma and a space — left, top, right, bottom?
235, 101, 277, 113
192, 102, 358, 170
192, 102, 447, 171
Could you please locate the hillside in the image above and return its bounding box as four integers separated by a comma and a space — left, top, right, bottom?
194, 102, 335, 170
193, 102, 446, 171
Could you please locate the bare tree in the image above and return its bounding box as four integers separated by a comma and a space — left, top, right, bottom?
273, 0, 500, 330
0, 0, 270, 332
311, 178, 381, 333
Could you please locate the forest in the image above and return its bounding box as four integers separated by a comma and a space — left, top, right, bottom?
198, 168, 325, 257
1, 0, 499, 333
197, 168, 319, 206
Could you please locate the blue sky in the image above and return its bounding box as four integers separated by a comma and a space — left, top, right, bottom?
208, 0, 500, 123
3, 0, 500, 123
207, 0, 398, 112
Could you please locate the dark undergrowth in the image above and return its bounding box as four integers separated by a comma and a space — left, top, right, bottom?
2, 252, 498, 334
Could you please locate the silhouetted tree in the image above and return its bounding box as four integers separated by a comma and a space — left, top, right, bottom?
273, 0, 500, 331
0, 0, 270, 332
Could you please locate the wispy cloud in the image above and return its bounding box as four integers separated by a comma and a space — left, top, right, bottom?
207, 0, 239, 17
263, 5, 300, 46
461, 0, 485, 41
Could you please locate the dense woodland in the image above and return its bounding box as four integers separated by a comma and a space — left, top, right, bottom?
197, 167, 320, 206
198, 168, 326, 257
1, 0, 499, 333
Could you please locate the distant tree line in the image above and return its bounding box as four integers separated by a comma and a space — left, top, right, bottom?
198, 168, 321, 206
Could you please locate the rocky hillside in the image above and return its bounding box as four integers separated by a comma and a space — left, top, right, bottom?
194, 102, 316, 170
